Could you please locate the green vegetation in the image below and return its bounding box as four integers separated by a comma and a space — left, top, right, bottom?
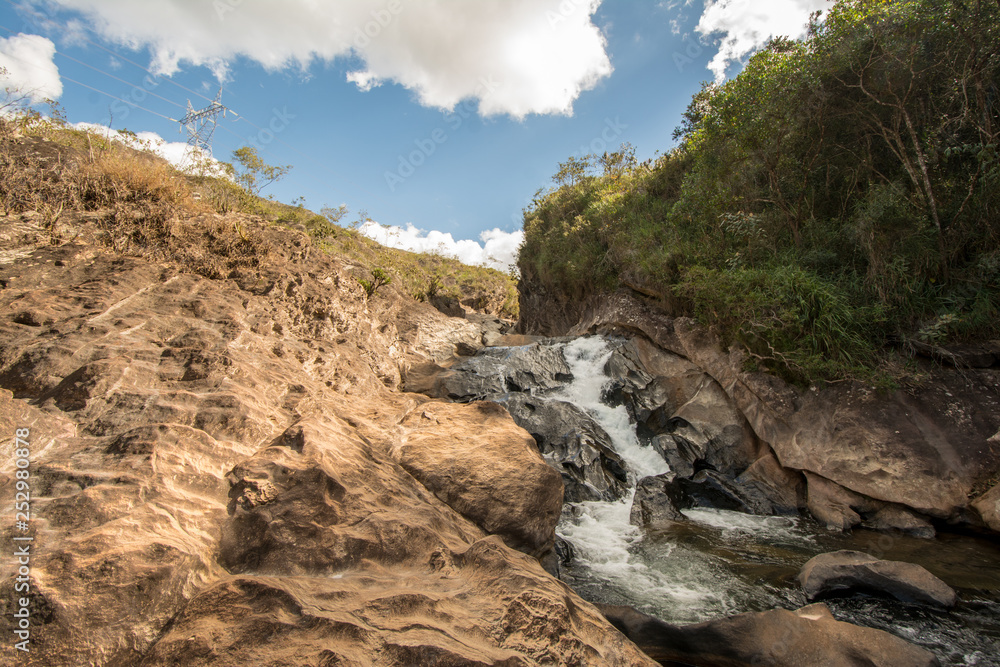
230, 146, 291, 197
357, 267, 392, 298
305, 214, 519, 318
520, 0, 1000, 383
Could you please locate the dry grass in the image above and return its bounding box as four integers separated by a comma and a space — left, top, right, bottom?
0, 115, 270, 274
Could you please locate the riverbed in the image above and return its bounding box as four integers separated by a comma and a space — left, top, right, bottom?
537, 336, 1000, 666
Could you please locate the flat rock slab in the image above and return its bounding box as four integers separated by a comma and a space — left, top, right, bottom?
798, 550, 957, 607
599, 601, 940, 667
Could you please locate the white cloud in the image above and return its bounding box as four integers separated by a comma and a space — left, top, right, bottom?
359, 222, 522, 272
36, 0, 612, 118
0, 33, 62, 105
695, 0, 832, 82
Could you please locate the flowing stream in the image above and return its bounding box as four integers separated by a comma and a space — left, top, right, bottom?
539, 336, 1000, 666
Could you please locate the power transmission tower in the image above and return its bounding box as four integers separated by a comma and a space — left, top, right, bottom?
179, 87, 226, 157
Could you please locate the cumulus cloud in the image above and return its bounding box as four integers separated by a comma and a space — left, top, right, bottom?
35, 0, 612, 118
696, 0, 833, 82
0, 33, 62, 105
359, 222, 522, 272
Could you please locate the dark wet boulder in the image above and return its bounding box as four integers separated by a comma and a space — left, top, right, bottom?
598, 601, 940, 667
603, 338, 704, 419
494, 393, 629, 502
426, 342, 573, 401
798, 550, 957, 607
605, 338, 761, 479
630, 473, 686, 531
673, 469, 776, 515
602, 338, 655, 406
736, 452, 806, 515
650, 433, 698, 478
541, 535, 576, 578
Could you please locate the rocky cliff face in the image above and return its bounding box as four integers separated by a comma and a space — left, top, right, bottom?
517, 282, 1000, 536
0, 214, 655, 666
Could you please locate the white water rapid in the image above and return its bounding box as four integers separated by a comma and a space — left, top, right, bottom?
551, 336, 808, 622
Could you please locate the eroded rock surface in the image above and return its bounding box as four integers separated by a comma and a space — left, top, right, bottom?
391, 400, 564, 557
630, 473, 685, 531
493, 393, 629, 502
0, 218, 654, 666
609, 338, 762, 478
424, 343, 573, 401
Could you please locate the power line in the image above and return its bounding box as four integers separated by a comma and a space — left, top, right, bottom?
1, 0, 219, 106
0, 55, 180, 125
55, 73, 180, 123
0, 5, 385, 203
49, 46, 188, 111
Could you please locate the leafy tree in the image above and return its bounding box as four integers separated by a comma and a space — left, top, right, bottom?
552, 155, 593, 187
231, 146, 291, 196
321, 204, 348, 225
598, 142, 637, 178
519, 0, 1000, 383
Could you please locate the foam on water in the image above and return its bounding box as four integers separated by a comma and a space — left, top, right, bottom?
681, 508, 813, 544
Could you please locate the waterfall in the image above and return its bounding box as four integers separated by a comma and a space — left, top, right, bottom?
551, 336, 776, 622
553, 337, 670, 480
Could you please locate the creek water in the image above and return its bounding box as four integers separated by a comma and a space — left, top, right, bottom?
538, 336, 1000, 666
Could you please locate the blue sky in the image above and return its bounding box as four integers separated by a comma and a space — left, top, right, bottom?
0, 0, 831, 269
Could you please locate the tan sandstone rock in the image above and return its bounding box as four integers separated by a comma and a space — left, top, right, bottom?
971, 482, 1000, 533
392, 401, 564, 558
599, 601, 940, 667
0, 219, 652, 666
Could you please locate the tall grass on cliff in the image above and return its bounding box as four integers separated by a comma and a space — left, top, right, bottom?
519, 0, 1000, 383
